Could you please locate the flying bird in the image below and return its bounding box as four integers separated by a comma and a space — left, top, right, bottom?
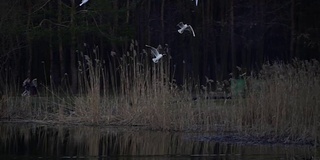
22, 78, 38, 96
192, 0, 199, 6
177, 22, 196, 37
79, 0, 89, 6
145, 45, 165, 63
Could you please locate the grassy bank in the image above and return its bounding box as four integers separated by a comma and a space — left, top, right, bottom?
0, 43, 319, 145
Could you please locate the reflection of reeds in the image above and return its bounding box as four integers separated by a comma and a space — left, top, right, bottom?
0, 40, 319, 144
0, 124, 315, 158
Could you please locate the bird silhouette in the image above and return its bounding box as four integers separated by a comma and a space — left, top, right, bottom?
22, 78, 38, 96
177, 22, 196, 37
145, 45, 165, 63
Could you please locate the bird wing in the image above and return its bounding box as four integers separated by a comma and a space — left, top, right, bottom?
23, 78, 30, 87
177, 22, 185, 28
188, 25, 196, 37
31, 79, 37, 87
79, 0, 89, 6
145, 45, 159, 57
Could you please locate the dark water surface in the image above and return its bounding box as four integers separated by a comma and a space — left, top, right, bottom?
0, 122, 318, 160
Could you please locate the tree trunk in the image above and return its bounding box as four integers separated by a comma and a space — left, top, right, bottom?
26, 0, 33, 79
209, 1, 218, 83
147, 0, 151, 44
160, 0, 165, 44
201, 0, 208, 84
58, 0, 65, 85
126, 0, 130, 23
70, 0, 77, 93
290, 0, 295, 59
49, 24, 60, 88
219, 0, 229, 80
256, 0, 265, 67
110, 0, 119, 52
230, 0, 236, 78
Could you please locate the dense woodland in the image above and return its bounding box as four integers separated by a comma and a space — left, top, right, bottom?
0, 0, 320, 94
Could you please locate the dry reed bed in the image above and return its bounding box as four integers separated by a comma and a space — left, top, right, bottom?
238, 60, 320, 144
0, 41, 319, 145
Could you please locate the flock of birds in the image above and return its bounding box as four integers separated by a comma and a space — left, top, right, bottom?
145, 1, 197, 63
146, 20, 196, 63
79, 0, 198, 64
22, 0, 198, 96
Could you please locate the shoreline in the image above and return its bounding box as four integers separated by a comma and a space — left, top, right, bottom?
0, 119, 317, 147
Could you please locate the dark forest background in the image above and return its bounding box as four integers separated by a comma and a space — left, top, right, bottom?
0, 0, 320, 94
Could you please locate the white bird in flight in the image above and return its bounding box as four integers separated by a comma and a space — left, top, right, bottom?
177, 22, 196, 37
192, 0, 199, 6
79, 0, 89, 6
145, 45, 165, 63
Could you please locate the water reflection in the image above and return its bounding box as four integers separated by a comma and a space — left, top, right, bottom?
0, 122, 317, 159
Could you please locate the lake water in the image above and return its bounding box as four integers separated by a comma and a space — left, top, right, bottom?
0, 122, 317, 160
